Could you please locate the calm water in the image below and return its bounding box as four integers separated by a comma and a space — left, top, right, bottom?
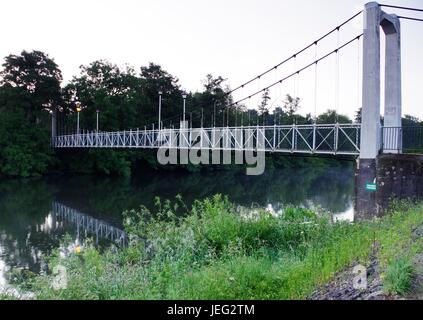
0, 165, 355, 286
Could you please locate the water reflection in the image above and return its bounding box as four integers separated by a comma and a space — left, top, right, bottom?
0, 165, 355, 285
52, 202, 128, 246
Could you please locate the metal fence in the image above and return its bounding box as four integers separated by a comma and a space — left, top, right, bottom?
382, 126, 423, 154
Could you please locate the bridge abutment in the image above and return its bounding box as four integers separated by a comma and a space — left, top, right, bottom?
356, 155, 423, 220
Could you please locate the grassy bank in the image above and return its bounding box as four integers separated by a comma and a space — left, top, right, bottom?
10, 195, 423, 299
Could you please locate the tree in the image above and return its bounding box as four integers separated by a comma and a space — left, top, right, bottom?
63, 60, 142, 132
271, 107, 285, 125
258, 89, 271, 125
0, 50, 62, 123
316, 109, 351, 124
0, 111, 54, 177
0, 50, 59, 177
402, 115, 421, 127
193, 74, 232, 127
283, 94, 300, 121
202, 74, 227, 95
139, 63, 183, 128
354, 107, 362, 123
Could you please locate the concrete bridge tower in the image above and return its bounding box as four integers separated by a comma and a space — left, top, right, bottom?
356, 2, 402, 218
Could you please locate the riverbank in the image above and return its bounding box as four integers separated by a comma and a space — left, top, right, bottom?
3, 195, 423, 300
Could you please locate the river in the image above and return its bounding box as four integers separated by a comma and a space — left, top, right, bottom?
0, 165, 355, 287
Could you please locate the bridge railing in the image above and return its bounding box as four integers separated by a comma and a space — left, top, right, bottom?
52, 124, 361, 155
382, 126, 423, 154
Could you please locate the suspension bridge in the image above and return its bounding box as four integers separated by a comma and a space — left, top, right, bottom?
52, 124, 362, 155
51, 2, 423, 216
51, 2, 423, 159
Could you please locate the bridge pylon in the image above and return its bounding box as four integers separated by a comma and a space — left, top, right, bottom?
360, 1, 402, 159
357, 2, 402, 218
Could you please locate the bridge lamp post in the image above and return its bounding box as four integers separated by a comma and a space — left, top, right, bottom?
158, 91, 163, 132
96, 109, 100, 132
182, 94, 187, 125
76, 103, 82, 134
213, 100, 218, 128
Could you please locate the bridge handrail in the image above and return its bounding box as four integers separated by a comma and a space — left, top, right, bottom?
56, 123, 362, 138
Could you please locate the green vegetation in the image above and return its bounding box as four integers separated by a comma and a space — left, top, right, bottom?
0, 294, 17, 300
13, 196, 423, 300
383, 257, 414, 295
0, 51, 59, 177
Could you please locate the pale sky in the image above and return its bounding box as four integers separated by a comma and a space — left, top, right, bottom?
1, 0, 422, 119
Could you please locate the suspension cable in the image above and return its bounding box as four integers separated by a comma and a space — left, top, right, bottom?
293, 55, 297, 97
296, 59, 300, 99
379, 4, 423, 13
223, 10, 363, 98
270, 68, 282, 124
398, 16, 423, 22
228, 34, 363, 108
335, 27, 340, 123
272, 67, 278, 122
314, 42, 318, 123
357, 36, 361, 116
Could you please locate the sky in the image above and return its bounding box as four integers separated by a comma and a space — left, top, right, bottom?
0, 0, 422, 119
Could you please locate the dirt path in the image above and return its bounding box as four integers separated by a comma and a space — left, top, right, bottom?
309, 226, 423, 300
308, 254, 393, 300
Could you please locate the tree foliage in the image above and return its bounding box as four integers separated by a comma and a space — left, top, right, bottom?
0, 51, 60, 176
0, 50, 62, 122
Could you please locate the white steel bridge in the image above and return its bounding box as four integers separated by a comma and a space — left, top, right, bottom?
52, 123, 362, 156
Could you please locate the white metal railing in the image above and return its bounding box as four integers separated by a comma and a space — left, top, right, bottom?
382, 126, 423, 153
52, 124, 361, 155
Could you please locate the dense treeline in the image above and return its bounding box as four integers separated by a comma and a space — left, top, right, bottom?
0, 50, 421, 177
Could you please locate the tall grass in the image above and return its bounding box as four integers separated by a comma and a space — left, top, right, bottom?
384, 257, 414, 295
17, 195, 423, 300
